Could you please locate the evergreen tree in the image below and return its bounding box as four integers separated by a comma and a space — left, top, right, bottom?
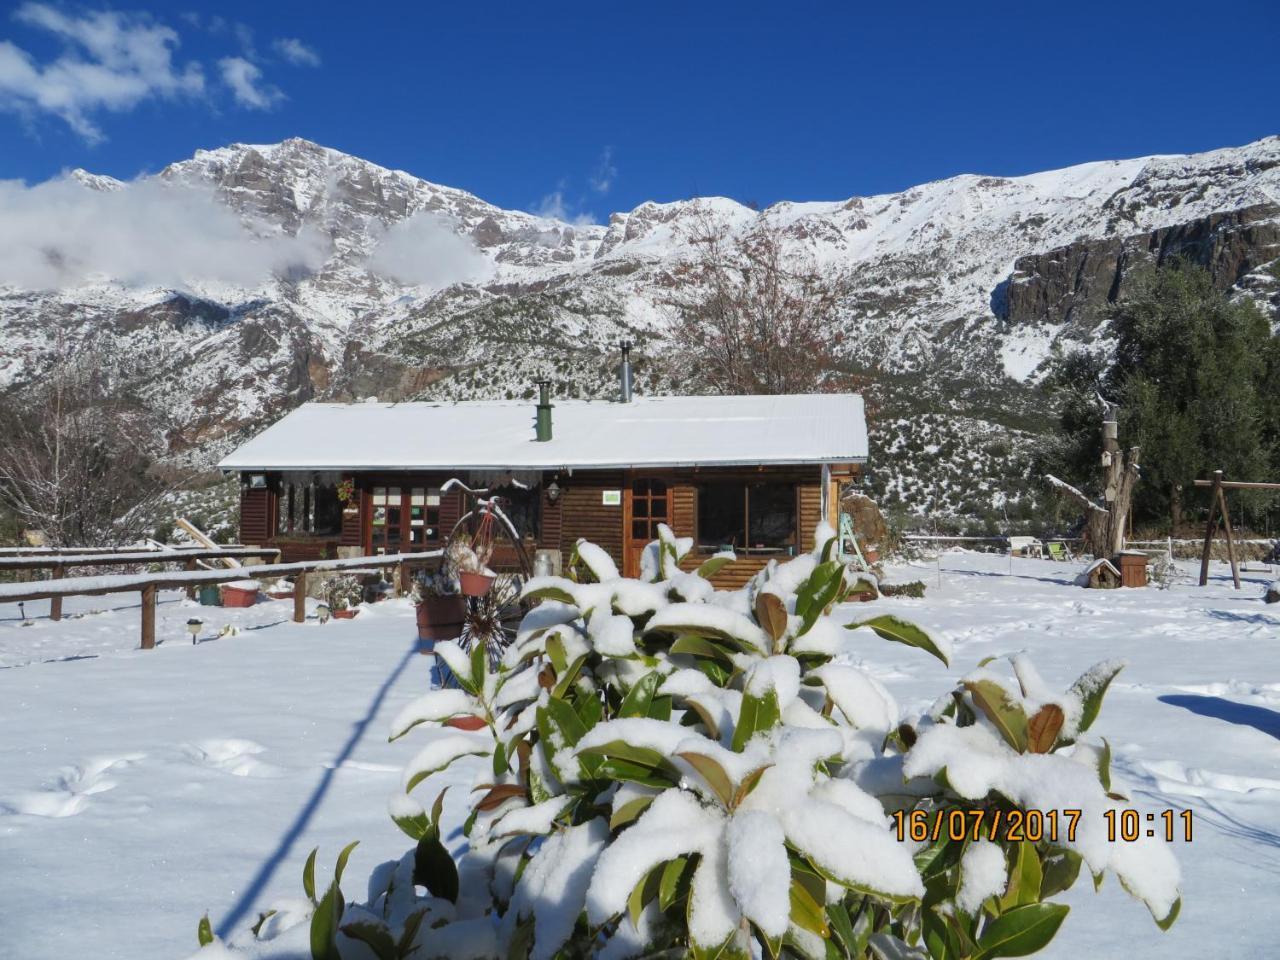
1044, 260, 1278, 532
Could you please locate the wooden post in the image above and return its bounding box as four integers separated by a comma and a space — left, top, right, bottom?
1217, 478, 1241, 590
294, 571, 307, 623
1199, 473, 1222, 587
50, 564, 63, 621
185, 557, 197, 600
396, 561, 407, 597
140, 584, 156, 650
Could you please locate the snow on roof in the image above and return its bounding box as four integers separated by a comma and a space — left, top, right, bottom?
218, 394, 867, 472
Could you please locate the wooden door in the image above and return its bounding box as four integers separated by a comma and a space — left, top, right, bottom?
624, 476, 672, 577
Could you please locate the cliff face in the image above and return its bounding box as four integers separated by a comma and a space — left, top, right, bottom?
1005, 203, 1280, 337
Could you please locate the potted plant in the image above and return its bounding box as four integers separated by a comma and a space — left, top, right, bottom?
325, 574, 364, 619
449, 535, 495, 597
411, 569, 466, 643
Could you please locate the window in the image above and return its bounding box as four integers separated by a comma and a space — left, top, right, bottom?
696, 481, 796, 554
276, 480, 342, 536
492, 484, 541, 540
630, 478, 669, 541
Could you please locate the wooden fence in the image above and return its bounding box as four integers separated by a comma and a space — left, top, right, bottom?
0, 550, 443, 650
0, 547, 284, 622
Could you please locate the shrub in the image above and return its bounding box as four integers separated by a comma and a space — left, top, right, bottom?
216, 525, 1180, 959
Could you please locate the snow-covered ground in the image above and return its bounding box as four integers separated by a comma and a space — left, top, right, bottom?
1, 552, 1277, 959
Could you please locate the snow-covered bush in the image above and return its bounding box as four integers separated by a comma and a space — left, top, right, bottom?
324, 575, 364, 612
223, 523, 1180, 959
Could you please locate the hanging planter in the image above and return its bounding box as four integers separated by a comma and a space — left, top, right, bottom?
459, 570, 496, 597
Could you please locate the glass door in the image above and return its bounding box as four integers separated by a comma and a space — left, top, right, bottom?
370, 485, 441, 553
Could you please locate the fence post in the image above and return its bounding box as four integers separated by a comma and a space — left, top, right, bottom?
294, 571, 307, 624
185, 557, 197, 600
140, 584, 156, 650
396, 561, 406, 597
50, 564, 64, 621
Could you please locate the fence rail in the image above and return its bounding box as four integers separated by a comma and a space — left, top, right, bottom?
0, 544, 246, 557
0, 550, 443, 650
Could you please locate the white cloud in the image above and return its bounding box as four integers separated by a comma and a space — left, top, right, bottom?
533, 190, 598, 227
273, 37, 320, 67
217, 56, 282, 110
0, 2, 204, 142
0, 174, 329, 291
589, 146, 617, 194
366, 212, 491, 289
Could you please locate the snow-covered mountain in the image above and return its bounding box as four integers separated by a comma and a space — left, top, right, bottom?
3, 136, 1278, 516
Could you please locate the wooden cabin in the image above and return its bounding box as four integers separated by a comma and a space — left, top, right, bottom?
218, 390, 867, 590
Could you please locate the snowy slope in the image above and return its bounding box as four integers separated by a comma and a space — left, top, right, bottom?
1, 553, 1277, 958
2, 136, 1279, 511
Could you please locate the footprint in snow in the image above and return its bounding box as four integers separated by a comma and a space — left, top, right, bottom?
183, 738, 285, 778
0, 753, 146, 818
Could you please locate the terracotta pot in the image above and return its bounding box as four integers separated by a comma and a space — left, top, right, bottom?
864, 548, 881, 564
445, 715, 487, 731
459, 570, 496, 597
416, 595, 466, 641
332, 608, 358, 619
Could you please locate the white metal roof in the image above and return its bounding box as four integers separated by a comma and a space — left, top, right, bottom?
218, 394, 867, 472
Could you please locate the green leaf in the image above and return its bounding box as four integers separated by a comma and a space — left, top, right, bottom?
339, 919, 398, 960
520, 578, 577, 604
998, 841, 1041, 911
973, 902, 1069, 959
731, 689, 781, 752
391, 804, 433, 841
660, 855, 693, 910
669, 636, 736, 669
619, 670, 664, 718
334, 841, 359, 886
1098, 738, 1113, 792
846, 614, 950, 666
1069, 661, 1125, 734
789, 876, 830, 938
678, 751, 734, 807
628, 863, 663, 928
795, 561, 845, 634
696, 553, 735, 579
302, 847, 318, 903
610, 794, 655, 830
964, 680, 1029, 753
470, 642, 486, 691
492, 738, 508, 777
1039, 849, 1082, 899
310, 881, 344, 960
398, 908, 430, 956
578, 740, 681, 785
551, 653, 588, 699
1155, 896, 1181, 931
197, 914, 214, 948
413, 833, 459, 903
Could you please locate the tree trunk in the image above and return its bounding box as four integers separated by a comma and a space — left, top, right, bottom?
1170, 482, 1183, 536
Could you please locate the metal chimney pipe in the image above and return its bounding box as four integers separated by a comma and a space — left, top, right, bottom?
619, 341, 633, 403
535, 381, 553, 442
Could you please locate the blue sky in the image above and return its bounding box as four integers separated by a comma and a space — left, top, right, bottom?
2, 1, 1278, 222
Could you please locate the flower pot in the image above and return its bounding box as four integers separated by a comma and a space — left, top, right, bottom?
444, 715, 487, 731
459, 570, 496, 597
332, 608, 358, 619
864, 548, 881, 564
220, 582, 259, 608
416, 595, 466, 642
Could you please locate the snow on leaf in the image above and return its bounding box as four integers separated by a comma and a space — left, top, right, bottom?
403, 732, 493, 792
725, 810, 790, 938
388, 689, 480, 740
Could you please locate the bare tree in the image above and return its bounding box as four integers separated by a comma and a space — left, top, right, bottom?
1046, 400, 1140, 557
0, 335, 181, 547
665, 211, 851, 395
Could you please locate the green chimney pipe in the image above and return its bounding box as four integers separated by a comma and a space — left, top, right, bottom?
536, 381, 553, 442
